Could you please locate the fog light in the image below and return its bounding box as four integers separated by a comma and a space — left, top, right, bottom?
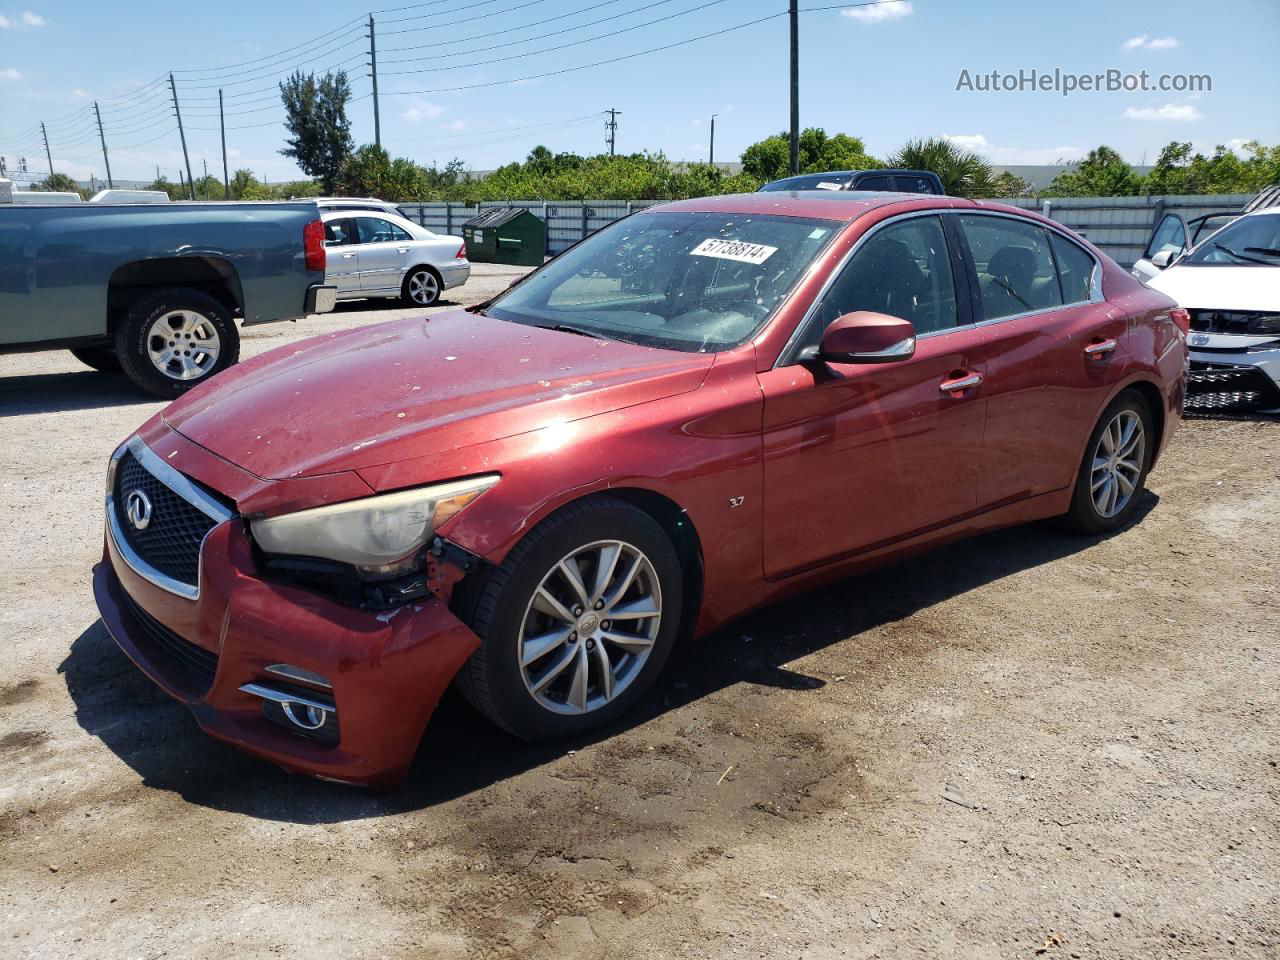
240, 681, 340, 746
283, 700, 329, 730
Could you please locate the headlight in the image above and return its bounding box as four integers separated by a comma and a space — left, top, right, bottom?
251, 475, 498, 578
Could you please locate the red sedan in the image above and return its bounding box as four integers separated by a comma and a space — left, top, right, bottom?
94, 191, 1187, 787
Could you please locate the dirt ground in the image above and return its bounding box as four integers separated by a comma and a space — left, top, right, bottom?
1, 264, 1277, 959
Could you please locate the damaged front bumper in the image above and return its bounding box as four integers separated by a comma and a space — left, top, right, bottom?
94, 514, 482, 788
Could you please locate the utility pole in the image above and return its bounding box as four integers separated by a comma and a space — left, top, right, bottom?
40, 121, 53, 176
789, 0, 799, 176
709, 114, 717, 166
219, 89, 229, 199
178, 169, 186, 195
369, 14, 381, 149
169, 72, 195, 199
605, 108, 620, 156
93, 101, 113, 188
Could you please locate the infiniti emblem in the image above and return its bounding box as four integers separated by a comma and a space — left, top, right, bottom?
125, 489, 153, 531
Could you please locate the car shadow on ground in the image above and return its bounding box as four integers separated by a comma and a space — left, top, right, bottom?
328, 297, 463, 314
60, 495, 1157, 824
0, 370, 157, 416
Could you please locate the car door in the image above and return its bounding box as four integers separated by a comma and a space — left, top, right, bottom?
757, 213, 987, 579
323, 217, 361, 295
355, 216, 414, 294
1132, 212, 1189, 282
954, 213, 1127, 507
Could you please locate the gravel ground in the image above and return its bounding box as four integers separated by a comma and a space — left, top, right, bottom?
1, 264, 1277, 959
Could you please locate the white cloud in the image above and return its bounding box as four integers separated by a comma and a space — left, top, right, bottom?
841, 0, 912, 24
1122, 103, 1202, 121
943, 133, 1085, 165
21, 10, 45, 26
0, 14, 10, 28
71, 87, 89, 98
0, 67, 23, 81
1122, 35, 1178, 50
401, 100, 444, 123
1223, 138, 1254, 158
443, 118, 467, 132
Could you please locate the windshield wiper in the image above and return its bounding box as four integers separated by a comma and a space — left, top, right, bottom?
534, 322, 608, 341
1244, 246, 1280, 259
1213, 242, 1273, 265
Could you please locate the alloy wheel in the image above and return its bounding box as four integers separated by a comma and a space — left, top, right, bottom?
1090, 409, 1145, 518
408, 270, 439, 305
145, 310, 221, 381
518, 540, 662, 716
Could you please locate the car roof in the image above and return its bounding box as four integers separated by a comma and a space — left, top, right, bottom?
650, 191, 975, 223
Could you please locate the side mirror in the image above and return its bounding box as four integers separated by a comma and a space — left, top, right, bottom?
1151, 249, 1177, 269
802, 311, 916, 364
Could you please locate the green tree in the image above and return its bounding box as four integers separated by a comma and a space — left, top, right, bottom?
990, 170, 1034, 198
279, 69, 354, 193
740, 128, 878, 182
1046, 146, 1143, 197
34, 172, 86, 196
886, 137, 995, 197
144, 176, 188, 200
1143, 140, 1280, 195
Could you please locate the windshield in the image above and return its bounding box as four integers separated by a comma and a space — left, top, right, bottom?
486, 211, 838, 352
1183, 213, 1280, 266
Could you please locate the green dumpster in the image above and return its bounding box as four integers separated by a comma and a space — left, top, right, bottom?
462, 207, 546, 266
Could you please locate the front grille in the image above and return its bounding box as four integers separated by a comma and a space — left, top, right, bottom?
119, 587, 219, 695
1189, 309, 1280, 336
1186, 362, 1280, 412
113, 451, 219, 588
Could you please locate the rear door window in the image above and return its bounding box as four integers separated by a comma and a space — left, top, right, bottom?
1049, 233, 1097, 305
894, 174, 938, 194
355, 217, 411, 244
323, 218, 353, 246
957, 215, 1064, 320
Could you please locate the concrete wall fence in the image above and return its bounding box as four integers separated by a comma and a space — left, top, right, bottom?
399, 193, 1260, 267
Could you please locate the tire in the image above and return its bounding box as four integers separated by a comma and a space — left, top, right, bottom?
401, 266, 442, 307
69, 346, 122, 373
454, 496, 684, 741
113, 288, 240, 398
1061, 390, 1154, 534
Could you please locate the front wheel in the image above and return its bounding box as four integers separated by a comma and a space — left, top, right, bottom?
114, 288, 240, 398
454, 496, 684, 740
401, 267, 442, 307
1062, 390, 1154, 534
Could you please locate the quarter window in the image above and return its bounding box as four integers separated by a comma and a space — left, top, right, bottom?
813, 215, 959, 335
1049, 233, 1097, 304
855, 176, 896, 192
958, 215, 1063, 321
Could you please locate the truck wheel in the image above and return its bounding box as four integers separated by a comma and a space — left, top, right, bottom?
114, 288, 240, 398
69, 346, 122, 373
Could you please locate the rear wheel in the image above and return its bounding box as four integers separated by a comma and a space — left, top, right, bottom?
455, 496, 683, 740
401, 266, 441, 307
1062, 390, 1154, 534
69, 346, 121, 373
114, 288, 240, 398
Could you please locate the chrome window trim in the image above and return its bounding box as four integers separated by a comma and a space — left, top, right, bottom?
104, 436, 235, 601
775, 207, 1104, 368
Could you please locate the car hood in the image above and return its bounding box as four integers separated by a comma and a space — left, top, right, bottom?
1147, 264, 1279, 311
164, 310, 715, 481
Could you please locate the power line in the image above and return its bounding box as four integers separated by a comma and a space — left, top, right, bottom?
381, 0, 729, 75
380, 0, 626, 54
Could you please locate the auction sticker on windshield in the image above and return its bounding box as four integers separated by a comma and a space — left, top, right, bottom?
690, 238, 778, 265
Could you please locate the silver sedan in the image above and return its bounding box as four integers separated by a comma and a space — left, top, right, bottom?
321, 210, 471, 306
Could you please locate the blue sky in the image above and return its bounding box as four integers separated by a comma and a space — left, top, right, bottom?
2, 0, 1277, 184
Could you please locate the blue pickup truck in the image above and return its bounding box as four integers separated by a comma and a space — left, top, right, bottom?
0, 200, 336, 396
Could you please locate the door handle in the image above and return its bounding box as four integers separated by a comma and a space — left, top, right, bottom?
1084, 338, 1117, 357
397, 247, 411, 253
342, 253, 356, 259
939, 373, 983, 394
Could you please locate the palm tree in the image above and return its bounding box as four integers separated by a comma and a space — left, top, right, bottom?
887, 137, 995, 198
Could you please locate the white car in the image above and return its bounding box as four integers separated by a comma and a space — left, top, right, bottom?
321, 209, 470, 307
1145, 208, 1280, 413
